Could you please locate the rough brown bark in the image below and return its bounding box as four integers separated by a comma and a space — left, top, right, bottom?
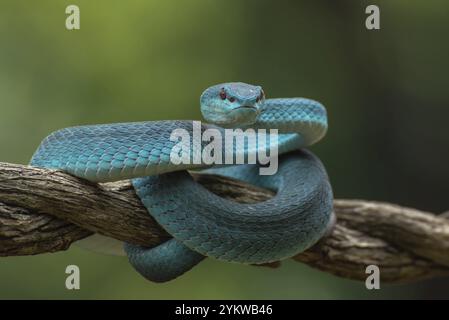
1, 162, 448, 284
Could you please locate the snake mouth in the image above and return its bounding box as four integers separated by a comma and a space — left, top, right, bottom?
220, 105, 260, 127
234, 105, 257, 111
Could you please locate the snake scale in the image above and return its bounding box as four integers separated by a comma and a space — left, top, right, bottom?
31, 82, 334, 282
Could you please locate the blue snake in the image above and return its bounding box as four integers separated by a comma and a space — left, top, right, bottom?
31, 82, 334, 282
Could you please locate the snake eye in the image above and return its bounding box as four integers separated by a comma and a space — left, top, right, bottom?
229, 97, 235, 103
219, 89, 226, 100
256, 90, 265, 102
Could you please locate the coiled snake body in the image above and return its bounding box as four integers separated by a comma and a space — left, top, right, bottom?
31, 82, 333, 282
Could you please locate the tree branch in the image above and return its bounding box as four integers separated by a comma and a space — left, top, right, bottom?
1, 162, 448, 284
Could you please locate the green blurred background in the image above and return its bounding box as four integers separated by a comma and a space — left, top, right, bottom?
1, 0, 448, 299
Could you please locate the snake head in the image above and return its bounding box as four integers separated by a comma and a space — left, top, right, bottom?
200, 82, 265, 127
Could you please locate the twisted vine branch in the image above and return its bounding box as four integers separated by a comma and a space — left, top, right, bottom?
1, 162, 448, 284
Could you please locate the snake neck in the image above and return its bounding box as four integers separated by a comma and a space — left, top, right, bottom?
253, 98, 328, 146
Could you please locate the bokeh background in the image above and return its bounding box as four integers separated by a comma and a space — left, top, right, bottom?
1, 0, 448, 299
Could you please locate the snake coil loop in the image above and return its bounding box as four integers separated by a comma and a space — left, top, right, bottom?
31, 82, 333, 282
